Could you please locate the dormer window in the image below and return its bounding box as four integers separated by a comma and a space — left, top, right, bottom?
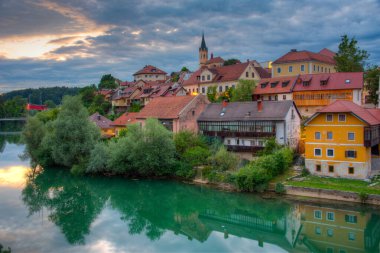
303, 81, 310, 86
320, 78, 329, 86
152, 69, 156, 72
345, 79, 351, 84
282, 81, 290, 87
270, 81, 279, 88
207, 75, 211, 80
202, 76, 205, 81
261, 82, 268, 88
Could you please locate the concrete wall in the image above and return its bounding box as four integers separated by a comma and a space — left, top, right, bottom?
178, 95, 209, 133
305, 159, 371, 179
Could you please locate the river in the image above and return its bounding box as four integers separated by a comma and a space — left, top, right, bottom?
0, 128, 380, 252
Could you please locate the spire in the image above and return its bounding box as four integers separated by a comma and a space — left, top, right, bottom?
200, 32, 207, 51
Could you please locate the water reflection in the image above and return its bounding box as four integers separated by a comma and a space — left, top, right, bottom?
20, 168, 380, 252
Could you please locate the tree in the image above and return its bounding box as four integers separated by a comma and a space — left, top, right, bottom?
174, 130, 207, 155
44, 100, 56, 108
98, 74, 117, 89
223, 58, 240, 66
364, 66, 380, 105
181, 66, 189, 72
207, 85, 218, 102
334, 35, 369, 72
230, 79, 256, 102
49, 96, 100, 168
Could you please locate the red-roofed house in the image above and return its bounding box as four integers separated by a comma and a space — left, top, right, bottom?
111, 112, 139, 136
89, 112, 115, 138
254, 75, 299, 102
271, 49, 336, 78
136, 95, 209, 133
304, 100, 380, 179
133, 65, 167, 82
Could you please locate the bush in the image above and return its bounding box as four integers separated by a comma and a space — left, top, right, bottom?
174, 161, 196, 179
301, 167, 310, 177
86, 142, 110, 173
208, 146, 239, 171
174, 131, 207, 156
358, 191, 369, 203
183, 146, 210, 166
275, 183, 286, 194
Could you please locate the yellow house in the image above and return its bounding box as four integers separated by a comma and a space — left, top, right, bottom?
272, 48, 336, 78
111, 112, 139, 136
304, 100, 380, 179
89, 112, 115, 138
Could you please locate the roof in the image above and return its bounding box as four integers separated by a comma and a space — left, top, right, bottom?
97, 89, 114, 96
133, 65, 167, 76
112, 86, 140, 100
200, 32, 207, 50
111, 112, 139, 126
183, 62, 270, 86
136, 95, 198, 119
319, 48, 336, 59
273, 49, 336, 65
292, 72, 363, 92
207, 56, 224, 64
306, 100, 380, 126
89, 112, 113, 129
198, 100, 298, 122
255, 76, 298, 95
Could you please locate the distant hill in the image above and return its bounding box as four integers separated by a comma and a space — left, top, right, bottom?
1, 86, 81, 105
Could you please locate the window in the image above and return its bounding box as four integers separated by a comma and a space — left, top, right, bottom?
227, 139, 231, 145
275, 95, 278, 101
314, 148, 322, 157
327, 228, 334, 237
318, 66, 320, 72
207, 75, 211, 80
251, 72, 255, 78
314, 210, 322, 219
277, 67, 281, 73
327, 212, 335, 221
326, 114, 333, 122
250, 140, 255, 146
348, 232, 355, 241
156, 75, 158, 78
327, 131, 333, 140
338, 114, 346, 122
315, 227, 322, 235
246, 72, 249, 77
236, 139, 240, 145
219, 86, 222, 92
327, 149, 334, 157
301, 65, 305, 71
328, 165, 334, 173
241, 140, 245, 145
345, 150, 357, 158
348, 132, 355, 140
232, 85, 235, 89
202, 75, 205, 81
202, 87, 205, 94
192, 110, 195, 116
313, 65, 316, 71
348, 167, 354, 174
316, 164, 321, 172
289, 66, 293, 72
315, 132, 321, 140
345, 215, 357, 223
283, 95, 286, 100
269, 96, 272, 101
225, 85, 229, 91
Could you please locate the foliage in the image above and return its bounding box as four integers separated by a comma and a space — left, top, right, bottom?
174, 130, 208, 156
364, 66, 380, 105
301, 167, 310, 177
35, 108, 60, 123
230, 79, 256, 102
334, 35, 369, 72
118, 128, 128, 137
170, 72, 180, 82
21, 116, 47, 162
0, 96, 27, 118
174, 161, 195, 179
128, 102, 142, 112
79, 85, 97, 108
223, 58, 240, 66
181, 66, 189, 72
207, 85, 218, 102
88, 94, 111, 115
183, 146, 210, 167
44, 100, 56, 108
358, 191, 369, 203
208, 145, 239, 171
275, 183, 286, 194
0, 244, 11, 253
86, 142, 111, 173
259, 137, 282, 155
98, 74, 117, 89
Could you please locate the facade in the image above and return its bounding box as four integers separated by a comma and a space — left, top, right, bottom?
197, 100, 301, 158
253, 75, 298, 102
304, 100, 380, 179
136, 95, 209, 133
111, 112, 139, 136
133, 65, 167, 82
111, 86, 141, 111
272, 48, 336, 78
89, 112, 115, 138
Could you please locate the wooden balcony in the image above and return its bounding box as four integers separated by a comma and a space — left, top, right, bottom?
202, 130, 275, 138
226, 145, 263, 153
364, 126, 380, 147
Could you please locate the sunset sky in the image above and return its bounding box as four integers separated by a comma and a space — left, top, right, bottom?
0, 0, 379, 93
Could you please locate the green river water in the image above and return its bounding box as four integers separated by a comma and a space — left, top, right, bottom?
0, 123, 380, 252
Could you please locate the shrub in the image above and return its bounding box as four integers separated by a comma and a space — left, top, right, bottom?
358, 191, 369, 203
301, 167, 310, 177
208, 146, 239, 171
275, 183, 286, 194
174, 131, 207, 156
174, 161, 195, 179
183, 146, 210, 166
86, 142, 110, 173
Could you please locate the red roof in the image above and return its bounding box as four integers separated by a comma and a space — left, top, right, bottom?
314, 100, 380, 126
293, 72, 363, 92
89, 112, 113, 129
111, 112, 139, 126
133, 65, 167, 76
206, 56, 224, 64
319, 48, 336, 59
273, 49, 336, 65
136, 95, 197, 119
254, 76, 298, 95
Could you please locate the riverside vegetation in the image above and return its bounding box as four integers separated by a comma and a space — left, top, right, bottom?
22, 95, 294, 192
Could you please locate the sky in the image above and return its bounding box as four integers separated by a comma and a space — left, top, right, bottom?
0, 0, 380, 93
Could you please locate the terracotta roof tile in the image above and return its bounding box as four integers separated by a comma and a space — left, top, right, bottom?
133, 65, 167, 76
273, 50, 336, 65
255, 76, 298, 95
206, 56, 224, 64
111, 112, 139, 126
89, 112, 113, 129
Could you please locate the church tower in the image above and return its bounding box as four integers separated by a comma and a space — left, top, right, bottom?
199, 32, 208, 67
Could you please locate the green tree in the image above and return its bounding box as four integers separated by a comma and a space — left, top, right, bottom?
181, 66, 189, 72
98, 74, 117, 89
174, 130, 208, 156
208, 146, 239, 171
49, 96, 100, 168
364, 66, 380, 105
86, 142, 110, 173
230, 79, 256, 102
44, 100, 56, 108
223, 58, 240, 66
334, 35, 369, 72
207, 85, 218, 102
79, 85, 97, 108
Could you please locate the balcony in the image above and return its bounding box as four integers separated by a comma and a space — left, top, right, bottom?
364, 126, 380, 147
202, 130, 275, 138
226, 145, 264, 153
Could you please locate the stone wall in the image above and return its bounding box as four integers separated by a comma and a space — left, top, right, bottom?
285, 185, 380, 205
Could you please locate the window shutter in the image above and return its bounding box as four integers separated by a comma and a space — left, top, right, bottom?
345, 151, 348, 158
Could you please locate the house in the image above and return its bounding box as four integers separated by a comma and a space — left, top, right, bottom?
272, 48, 336, 78
89, 112, 115, 138
133, 65, 167, 82
136, 95, 209, 133
197, 100, 301, 159
304, 100, 380, 179
111, 86, 141, 112
111, 112, 139, 136
97, 89, 114, 101
254, 72, 364, 116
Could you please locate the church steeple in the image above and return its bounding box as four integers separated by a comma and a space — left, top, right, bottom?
199, 32, 208, 67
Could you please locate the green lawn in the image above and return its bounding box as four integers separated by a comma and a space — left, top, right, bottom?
285, 176, 380, 195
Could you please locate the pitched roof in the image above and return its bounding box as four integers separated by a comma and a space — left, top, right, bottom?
273, 49, 336, 65
112, 86, 140, 100
307, 100, 380, 126
89, 112, 113, 129
97, 89, 114, 96
133, 65, 167, 76
292, 72, 363, 92
319, 48, 336, 59
136, 95, 198, 119
206, 56, 224, 64
200, 32, 207, 50
255, 76, 298, 95
111, 112, 139, 126
198, 101, 297, 121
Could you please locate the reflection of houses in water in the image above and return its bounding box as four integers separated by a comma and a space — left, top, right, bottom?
295, 203, 380, 253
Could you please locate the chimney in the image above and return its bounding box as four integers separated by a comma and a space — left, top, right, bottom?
97, 115, 101, 120
222, 100, 228, 108
211, 52, 214, 59
257, 99, 263, 112
291, 49, 297, 52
